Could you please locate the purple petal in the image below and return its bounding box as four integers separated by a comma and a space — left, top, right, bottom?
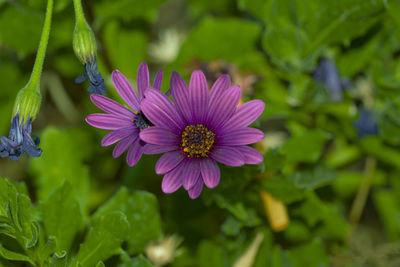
90, 95, 135, 119
162, 161, 186, 193
207, 85, 241, 130
218, 128, 264, 146
143, 144, 178, 155
208, 74, 231, 108
139, 127, 179, 146
126, 138, 144, 166
101, 127, 138, 146
236, 146, 263, 164
141, 98, 182, 133
112, 135, 137, 158
182, 159, 200, 190
210, 146, 244, 167
189, 70, 208, 123
188, 176, 203, 199
144, 89, 186, 128
200, 158, 220, 188
112, 70, 140, 111
155, 151, 186, 174
170, 72, 192, 123
152, 70, 164, 90
219, 100, 265, 134
137, 62, 150, 100
86, 114, 133, 130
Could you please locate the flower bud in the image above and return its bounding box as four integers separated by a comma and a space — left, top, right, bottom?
13, 85, 41, 123
73, 20, 97, 65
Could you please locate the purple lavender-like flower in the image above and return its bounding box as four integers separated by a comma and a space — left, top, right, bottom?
139, 70, 265, 199
0, 115, 42, 161
354, 108, 379, 138
313, 58, 350, 102
75, 58, 106, 95
86, 62, 163, 166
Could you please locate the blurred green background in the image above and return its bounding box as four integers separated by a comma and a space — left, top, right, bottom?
1, 0, 400, 266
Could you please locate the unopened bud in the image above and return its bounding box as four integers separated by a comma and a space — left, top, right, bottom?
73, 20, 97, 65
13, 86, 41, 123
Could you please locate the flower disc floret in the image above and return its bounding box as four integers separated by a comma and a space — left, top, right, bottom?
134, 112, 153, 131
181, 124, 215, 158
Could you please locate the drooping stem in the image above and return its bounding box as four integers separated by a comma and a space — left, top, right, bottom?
73, 0, 87, 25
27, 0, 54, 91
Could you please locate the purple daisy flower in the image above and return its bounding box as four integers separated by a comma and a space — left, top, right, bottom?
139, 70, 265, 199
86, 62, 163, 166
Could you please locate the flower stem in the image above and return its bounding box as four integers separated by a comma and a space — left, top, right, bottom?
348, 156, 377, 235
73, 0, 87, 25
27, 0, 53, 92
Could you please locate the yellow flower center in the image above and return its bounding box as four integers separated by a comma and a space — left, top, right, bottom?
181, 124, 215, 158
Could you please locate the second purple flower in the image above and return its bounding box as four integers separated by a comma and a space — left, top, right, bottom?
86, 62, 163, 166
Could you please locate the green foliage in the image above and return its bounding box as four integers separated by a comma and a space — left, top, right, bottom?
173, 17, 261, 68
118, 254, 154, 267
30, 127, 91, 212
280, 130, 330, 163
92, 188, 162, 254
73, 211, 129, 267
0, 176, 159, 266
94, 0, 166, 24
39, 182, 84, 252
0, 5, 42, 57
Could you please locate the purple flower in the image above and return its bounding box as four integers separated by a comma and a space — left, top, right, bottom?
139, 70, 265, 199
75, 58, 107, 95
0, 115, 42, 161
313, 58, 350, 102
354, 108, 379, 138
86, 62, 163, 166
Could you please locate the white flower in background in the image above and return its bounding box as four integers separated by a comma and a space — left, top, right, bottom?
145, 235, 183, 267
148, 29, 185, 64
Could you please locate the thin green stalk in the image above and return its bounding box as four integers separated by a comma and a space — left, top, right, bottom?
27, 0, 54, 91
348, 156, 377, 237
73, 0, 87, 24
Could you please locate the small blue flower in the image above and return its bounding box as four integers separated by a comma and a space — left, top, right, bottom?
75, 58, 106, 95
0, 115, 42, 161
313, 58, 350, 102
354, 108, 379, 138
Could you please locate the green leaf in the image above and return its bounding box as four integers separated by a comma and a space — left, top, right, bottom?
40, 182, 84, 252
74, 211, 129, 267
49, 251, 68, 267
333, 170, 386, 198
102, 21, 148, 80
283, 221, 311, 242
173, 17, 261, 67
262, 177, 305, 204
287, 167, 336, 190
258, 0, 386, 71
280, 130, 330, 163
0, 243, 35, 265
0, 177, 38, 249
94, 0, 165, 24
0, 4, 42, 57
30, 127, 91, 212
292, 192, 348, 239
118, 254, 154, 267
197, 241, 226, 267
93, 188, 162, 254
360, 136, 400, 168
373, 189, 400, 240
288, 239, 328, 267
269, 245, 293, 267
